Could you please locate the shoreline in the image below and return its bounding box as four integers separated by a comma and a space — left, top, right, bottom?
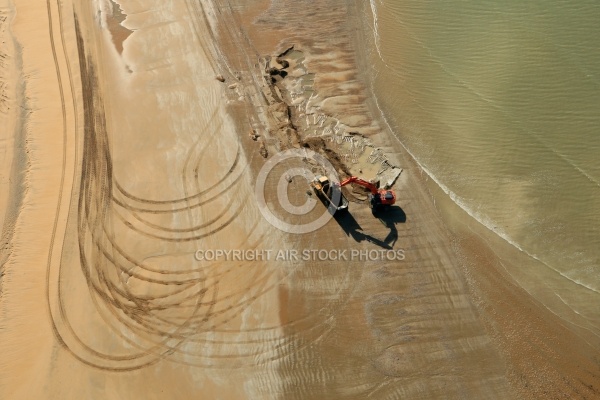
351, 0, 600, 396
221, 0, 600, 396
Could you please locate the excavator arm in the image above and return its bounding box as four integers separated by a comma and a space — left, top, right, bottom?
338, 176, 379, 194
338, 176, 396, 211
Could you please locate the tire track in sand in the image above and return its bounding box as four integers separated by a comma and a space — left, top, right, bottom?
45, 0, 356, 372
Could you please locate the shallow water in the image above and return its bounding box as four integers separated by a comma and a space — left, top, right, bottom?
368, 0, 600, 331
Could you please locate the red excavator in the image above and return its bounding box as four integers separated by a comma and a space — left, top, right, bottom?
338, 176, 396, 212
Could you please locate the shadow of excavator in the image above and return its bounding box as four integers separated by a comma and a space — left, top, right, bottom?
333, 205, 406, 249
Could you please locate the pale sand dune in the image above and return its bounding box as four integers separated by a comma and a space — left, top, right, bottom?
0, 0, 599, 399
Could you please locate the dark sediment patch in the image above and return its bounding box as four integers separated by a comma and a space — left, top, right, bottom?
106, 0, 132, 55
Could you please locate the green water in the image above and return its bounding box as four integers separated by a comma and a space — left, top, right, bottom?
368, 0, 600, 331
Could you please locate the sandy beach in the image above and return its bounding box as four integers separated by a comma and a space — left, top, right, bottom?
1, 0, 599, 399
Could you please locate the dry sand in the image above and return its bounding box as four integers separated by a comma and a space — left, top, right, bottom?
0, 0, 599, 399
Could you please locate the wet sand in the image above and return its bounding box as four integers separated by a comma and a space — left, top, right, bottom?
0, 0, 599, 399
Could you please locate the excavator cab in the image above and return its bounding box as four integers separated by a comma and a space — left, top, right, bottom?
382, 190, 396, 204
368, 192, 387, 210
369, 189, 396, 212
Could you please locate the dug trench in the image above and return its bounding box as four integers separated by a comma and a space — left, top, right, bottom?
251, 45, 402, 205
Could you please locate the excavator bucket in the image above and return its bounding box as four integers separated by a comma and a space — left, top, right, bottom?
311, 176, 349, 213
